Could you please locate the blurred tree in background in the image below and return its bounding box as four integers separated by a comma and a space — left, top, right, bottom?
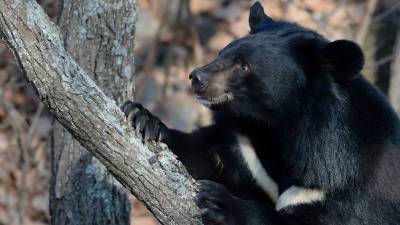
0, 0, 398, 224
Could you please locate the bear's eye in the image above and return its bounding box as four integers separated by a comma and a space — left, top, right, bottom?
241, 64, 249, 72
234, 58, 250, 73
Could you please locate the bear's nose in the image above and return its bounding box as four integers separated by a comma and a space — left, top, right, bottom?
189, 69, 207, 93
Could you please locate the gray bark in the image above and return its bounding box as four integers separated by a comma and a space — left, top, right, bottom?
49, 0, 136, 224
0, 1, 203, 225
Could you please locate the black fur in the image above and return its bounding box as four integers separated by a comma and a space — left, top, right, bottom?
122, 1, 400, 224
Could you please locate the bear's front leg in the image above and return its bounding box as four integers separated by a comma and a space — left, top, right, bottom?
121, 101, 224, 181
197, 180, 280, 225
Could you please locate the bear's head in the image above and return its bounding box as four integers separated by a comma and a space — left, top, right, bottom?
190, 2, 364, 122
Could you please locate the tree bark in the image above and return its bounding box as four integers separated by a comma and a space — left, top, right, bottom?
49, 0, 136, 224
0, 1, 202, 225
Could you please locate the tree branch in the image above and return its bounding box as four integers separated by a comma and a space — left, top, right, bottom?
0, 0, 202, 224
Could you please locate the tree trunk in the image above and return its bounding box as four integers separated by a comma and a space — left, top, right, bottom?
49, 0, 136, 224
0, 0, 203, 225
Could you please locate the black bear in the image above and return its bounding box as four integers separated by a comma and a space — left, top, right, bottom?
122, 2, 400, 224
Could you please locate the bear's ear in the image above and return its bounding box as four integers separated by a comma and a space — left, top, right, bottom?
249, 1, 273, 34
318, 40, 364, 82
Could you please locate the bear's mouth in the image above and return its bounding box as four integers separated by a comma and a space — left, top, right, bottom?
195, 92, 234, 107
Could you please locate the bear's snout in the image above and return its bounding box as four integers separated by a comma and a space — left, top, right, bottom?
189, 69, 208, 94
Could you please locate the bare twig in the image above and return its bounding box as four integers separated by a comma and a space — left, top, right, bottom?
372, 2, 400, 23
26, 103, 43, 143
389, 32, 400, 112
364, 54, 394, 69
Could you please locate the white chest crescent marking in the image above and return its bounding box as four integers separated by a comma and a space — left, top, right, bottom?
236, 134, 325, 209
276, 186, 325, 210
236, 134, 279, 202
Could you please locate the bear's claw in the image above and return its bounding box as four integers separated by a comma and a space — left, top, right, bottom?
121, 101, 167, 143
196, 180, 239, 225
